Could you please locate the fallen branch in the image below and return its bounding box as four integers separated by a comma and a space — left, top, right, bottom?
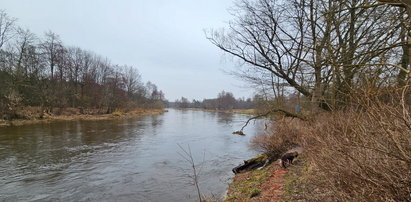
238, 108, 306, 133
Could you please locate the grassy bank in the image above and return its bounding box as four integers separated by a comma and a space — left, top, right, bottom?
225, 161, 287, 201
0, 108, 166, 127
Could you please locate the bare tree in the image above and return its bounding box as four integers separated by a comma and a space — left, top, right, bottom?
377, 1, 411, 86
121, 66, 143, 97
14, 28, 37, 77
217, 91, 236, 110
40, 31, 63, 80
0, 10, 16, 50
208, 0, 403, 111
0, 11, 165, 118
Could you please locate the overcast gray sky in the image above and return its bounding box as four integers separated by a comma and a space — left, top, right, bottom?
1, 0, 254, 101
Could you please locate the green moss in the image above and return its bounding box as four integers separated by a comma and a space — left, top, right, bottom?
225, 165, 271, 201
282, 156, 311, 201
249, 188, 261, 198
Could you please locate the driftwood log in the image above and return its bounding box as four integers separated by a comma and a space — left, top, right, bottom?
232, 153, 278, 174
232, 149, 302, 174
232, 131, 245, 136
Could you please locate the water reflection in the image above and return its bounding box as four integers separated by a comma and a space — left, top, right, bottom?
0, 109, 263, 201
217, 112, 234, 124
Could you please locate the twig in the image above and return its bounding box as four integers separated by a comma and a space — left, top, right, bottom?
177, 144, 203, 202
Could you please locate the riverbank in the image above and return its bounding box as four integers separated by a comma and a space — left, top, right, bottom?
225, 147, 303, 201
225, 161, 285, 201
0, 108, 166, 127
224, 155, 307, 202
224, 98, 411, 201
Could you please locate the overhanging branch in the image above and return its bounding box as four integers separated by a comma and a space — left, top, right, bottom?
239, 108, 307, 133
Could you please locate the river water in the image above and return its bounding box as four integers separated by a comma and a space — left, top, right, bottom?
0, 109, 264, 202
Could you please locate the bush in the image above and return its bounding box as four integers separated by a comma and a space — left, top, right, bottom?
302, 105, 411, 201
251, 118, 303, 157
111, 109, 124, 116
254, 88, 411, 201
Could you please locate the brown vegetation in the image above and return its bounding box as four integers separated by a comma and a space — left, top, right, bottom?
251, 118, 302, 156
208, 0, 411, 201
0, 107, 166, 127
250, 88, 411, 201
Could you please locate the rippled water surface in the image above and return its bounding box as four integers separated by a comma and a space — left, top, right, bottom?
0, 109, 264, 201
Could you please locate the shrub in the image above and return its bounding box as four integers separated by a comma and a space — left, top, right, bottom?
254, 88, 411, 201
300, 104, 411, 201
111, 109, 124, 116
251, 118, 304, 157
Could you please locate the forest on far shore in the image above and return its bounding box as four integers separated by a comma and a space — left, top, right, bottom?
0, 11, 165, 120
170, 91, 256, 110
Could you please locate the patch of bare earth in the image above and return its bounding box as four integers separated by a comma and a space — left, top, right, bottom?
226, 161, 289, 202
258, 165, 287, 201
226, 148, 303, 201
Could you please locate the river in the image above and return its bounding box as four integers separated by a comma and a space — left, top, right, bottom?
0, 109, 264, 202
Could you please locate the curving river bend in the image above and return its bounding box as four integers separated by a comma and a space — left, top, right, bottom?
0, 109, 264, 202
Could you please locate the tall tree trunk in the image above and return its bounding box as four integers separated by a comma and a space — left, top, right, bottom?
380, 0, 411, 86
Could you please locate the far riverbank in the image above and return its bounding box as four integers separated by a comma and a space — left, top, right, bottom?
0, 108, 166, 127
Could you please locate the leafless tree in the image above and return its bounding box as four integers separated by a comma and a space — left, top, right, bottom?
208, 0, 403, 111
121, 66, 142, 97
217, 91, 236, 110
0, 10, 16, 50
40, 31, 63, 80
0, 11, 164, 118
14, 28, 38, 77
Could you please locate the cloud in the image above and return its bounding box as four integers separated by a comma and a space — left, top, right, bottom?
2, 0, 254, 101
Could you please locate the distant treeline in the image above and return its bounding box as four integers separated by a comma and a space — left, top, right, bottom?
0, 11, 165, 120
170, 91, 254, 110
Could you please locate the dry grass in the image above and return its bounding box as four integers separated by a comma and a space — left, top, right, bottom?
0, 107, 166, 127
252, 88, 411, 201
251, 118, 303, 158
